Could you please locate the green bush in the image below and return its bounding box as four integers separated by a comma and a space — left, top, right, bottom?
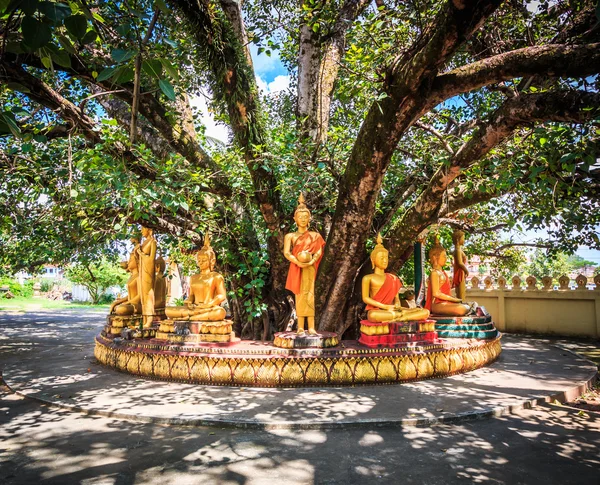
97, 293, 115, 305
39, 278, 56, 292
0, 277, 28, 297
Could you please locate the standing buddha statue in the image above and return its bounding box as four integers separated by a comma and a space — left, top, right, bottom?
425, 236, 477, 316
137, 226, 157, 328
452, 229, 469, 302
283, 193, 326, 335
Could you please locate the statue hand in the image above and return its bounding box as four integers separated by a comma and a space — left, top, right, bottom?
296, 261, 312, 269
385, 304, 396, 311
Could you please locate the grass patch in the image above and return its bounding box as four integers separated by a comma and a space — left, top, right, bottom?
0, 296, 110, 313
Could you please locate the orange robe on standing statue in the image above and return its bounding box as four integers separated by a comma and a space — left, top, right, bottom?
285, 231, 326, 317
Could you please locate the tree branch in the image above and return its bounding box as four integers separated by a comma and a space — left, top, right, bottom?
429, 43, 600, 108
385, 89, 600, 271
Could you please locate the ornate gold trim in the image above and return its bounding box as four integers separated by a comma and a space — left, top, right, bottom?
95, 335, 502, 387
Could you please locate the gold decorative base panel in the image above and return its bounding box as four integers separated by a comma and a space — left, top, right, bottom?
94, 333, 502, 388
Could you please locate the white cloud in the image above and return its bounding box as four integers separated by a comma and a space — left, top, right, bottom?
188, 92, 230, 144
256, 74, 291, 94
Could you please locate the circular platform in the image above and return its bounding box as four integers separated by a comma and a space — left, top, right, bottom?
94, 331, 502, 387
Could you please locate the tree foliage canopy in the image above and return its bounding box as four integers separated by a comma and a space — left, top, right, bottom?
1, 0, 599, 335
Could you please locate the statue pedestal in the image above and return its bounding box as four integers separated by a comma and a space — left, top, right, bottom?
358, 319, 437, 348
273, 331, 339, 349
104, 315, 142, 336
430, 308, 500, 339
156, 319, 234, 343
153, 308, 167, 322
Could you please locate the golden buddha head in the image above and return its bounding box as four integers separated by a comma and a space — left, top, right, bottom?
197, 233, 217, 271
141, 226, 153, 238
155, 256, 166, 273
429, 236, 447, 268
294, 193, 311, 228
452, 229, 465, 245
370, 233, 389, 270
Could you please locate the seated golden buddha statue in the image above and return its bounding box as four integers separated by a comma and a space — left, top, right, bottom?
425, 236, 477, 317
165, 235, 227, 321
109, 237, 141, 316
361, 234, 430, 323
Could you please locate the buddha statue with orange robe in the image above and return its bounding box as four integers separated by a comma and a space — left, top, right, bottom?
283, 194, 326, 335
452, 229, 469, 302
165, 234, 227, 322
425, 236, 476, 316
361, 234, 430, 323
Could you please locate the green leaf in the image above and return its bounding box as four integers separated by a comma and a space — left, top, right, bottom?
164, 38, 177, 48
2, 112, 21, 137
96, 67, 116, 82
142, 59, 162, 78
111, 48, 136, 63
155, 0, 169, 13
159, 58, 179, 81
114, 24, 130, 36
5, 41, 24, 54
19, 0, 39, 16
40, 49, 53, 69
0, 0, 11, 14
92, 12, 105, 23
50, 47, 71, 68
56, 34, 76, 54
38, 1, 71, 23
158, 79, 176, 100
21, 16, 52, 50
6, 82, 30, 93
81, 29, 97, 44
113, 66, 134, 84
539, 137, 547, 146
64, 14, 87, 39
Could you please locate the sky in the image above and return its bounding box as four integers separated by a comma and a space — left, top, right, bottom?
190, 41, 600, 265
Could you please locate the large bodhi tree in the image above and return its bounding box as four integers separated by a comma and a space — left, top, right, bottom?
0, 0, 599, 336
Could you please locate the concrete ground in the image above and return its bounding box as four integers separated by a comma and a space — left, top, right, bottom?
0, 309, 599, 484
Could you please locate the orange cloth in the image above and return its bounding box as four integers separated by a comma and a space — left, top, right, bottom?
365, 274, 401, 311
285, 231, 326, 295
425, 270, 451, 311
452, 254, 467, 288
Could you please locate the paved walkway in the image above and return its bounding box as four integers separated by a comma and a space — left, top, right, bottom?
0, 310, 596, 428
1, 309, 599, 484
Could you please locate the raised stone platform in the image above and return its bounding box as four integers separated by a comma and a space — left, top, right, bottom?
94, 331, 501, 387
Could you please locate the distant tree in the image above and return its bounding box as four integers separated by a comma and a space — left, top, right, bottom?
527, 249, 572, 282
65, 258, 128, 304
567, 254, 596, 274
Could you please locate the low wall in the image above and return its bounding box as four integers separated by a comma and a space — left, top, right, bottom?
466, 277, 600, 338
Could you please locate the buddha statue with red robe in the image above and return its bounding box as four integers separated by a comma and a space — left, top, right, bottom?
361, 234, 430, 323
283, 194, 326, 335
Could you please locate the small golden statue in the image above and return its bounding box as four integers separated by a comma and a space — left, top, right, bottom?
361, 234, 430, 322
137, 226, 157, 328
165, 234, 227, 321
109, 236, 141, 316
283, 193, 326, 335
452, 229, 469, 302
425, 236, 477, 316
